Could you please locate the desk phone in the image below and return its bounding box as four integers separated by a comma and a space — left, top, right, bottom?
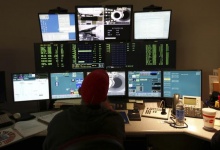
182, 96, 202, 118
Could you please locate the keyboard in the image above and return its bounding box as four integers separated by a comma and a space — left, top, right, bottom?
142, 102, 171, 120
37, 110, 63, 124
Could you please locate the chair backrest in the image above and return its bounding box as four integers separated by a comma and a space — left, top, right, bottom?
59, 134, 124, 150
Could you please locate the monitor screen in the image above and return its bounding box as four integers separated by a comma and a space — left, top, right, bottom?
0, 71, 7, 103
50, 72, 84, 99
12, 73, 50, 102
134, 10, 171, 40
76, 6, 105, 41
104, 5, 132, 41
163, 70, 202, 98
71, 42, 105, 69
105, 42, 139, 69
38, 13, 77, 42
137, 40, 176, 69
107, 71, 126, 96
34, 43, 72, 72
128, 71, 162, 98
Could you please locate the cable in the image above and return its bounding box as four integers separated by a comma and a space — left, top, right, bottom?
168, 116, 188, 129
159, 100, 165, 108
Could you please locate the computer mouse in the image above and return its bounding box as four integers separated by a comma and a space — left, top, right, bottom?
13, 113, 21, 119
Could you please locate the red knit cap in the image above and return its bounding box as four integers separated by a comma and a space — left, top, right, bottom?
80, 69, 109, 105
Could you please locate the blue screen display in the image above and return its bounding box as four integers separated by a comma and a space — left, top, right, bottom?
39, 13, 76, 42
50, 72, 84, 99
163, 70, 202, 98
128, 71, 162, 97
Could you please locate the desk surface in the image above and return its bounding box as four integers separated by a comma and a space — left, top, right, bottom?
33, 109, 220, 142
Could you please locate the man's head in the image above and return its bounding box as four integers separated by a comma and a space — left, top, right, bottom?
79, 69, 109, 105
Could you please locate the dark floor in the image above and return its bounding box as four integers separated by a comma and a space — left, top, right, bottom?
1, 135, 212, 150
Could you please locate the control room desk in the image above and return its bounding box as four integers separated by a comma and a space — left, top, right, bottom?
2, 110, 220, 150
33, 110, 220, 150
35, 110, 220, 141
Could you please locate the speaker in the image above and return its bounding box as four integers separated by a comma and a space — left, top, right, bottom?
172, 94, 180, 115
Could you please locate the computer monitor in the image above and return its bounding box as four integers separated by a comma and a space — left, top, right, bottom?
137, 40, 176, 69
134, 10, 171, 40
104, 5, 133, 41
12, 73, 50, 102
0, 71, 7, 103
107, 71, 126, 96
76, 6, 105, 41
86, 70, 126, 96
50, 72, 84, 99
71, 42, 105, 69
127, 71, 162, 98
105, 42, 139, 69
163, 70, 202, 98
38, 13, 77, 42
34, 43, 72, 72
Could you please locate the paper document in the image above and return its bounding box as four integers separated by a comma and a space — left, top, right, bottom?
37, 110, 63, 124
13, 119, 47, 137
0, 127, 22, 147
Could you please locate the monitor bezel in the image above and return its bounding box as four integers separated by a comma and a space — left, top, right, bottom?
133, 10, 172, 41
38, 12, 77, 43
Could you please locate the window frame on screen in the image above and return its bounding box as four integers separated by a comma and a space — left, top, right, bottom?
38, 13, 77, 43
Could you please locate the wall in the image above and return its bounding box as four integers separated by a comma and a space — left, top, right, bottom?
0, 0, 220, 113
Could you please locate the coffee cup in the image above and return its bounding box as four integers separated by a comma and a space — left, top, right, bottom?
202, 108, 217, 130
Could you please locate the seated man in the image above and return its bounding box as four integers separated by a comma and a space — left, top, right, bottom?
211, 130, 220, 150
43, 69, 125, 150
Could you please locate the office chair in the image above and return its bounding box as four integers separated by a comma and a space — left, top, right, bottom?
59, 134, 124, 150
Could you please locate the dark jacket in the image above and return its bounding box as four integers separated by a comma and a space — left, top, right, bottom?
43, 105, 125, 150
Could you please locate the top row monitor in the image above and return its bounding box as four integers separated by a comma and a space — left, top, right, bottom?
38, 5, 171, 42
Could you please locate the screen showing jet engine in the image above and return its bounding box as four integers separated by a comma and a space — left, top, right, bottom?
107, 71, 126, 96
104, 5, 132, 41
76, 6, 105, 41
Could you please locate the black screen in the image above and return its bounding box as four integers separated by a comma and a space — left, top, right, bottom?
105, 42, 139, 69
137, 40, 176, 69
71, 42, 105, 69
34, 43, 71, 72
0, 71, 7, 103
